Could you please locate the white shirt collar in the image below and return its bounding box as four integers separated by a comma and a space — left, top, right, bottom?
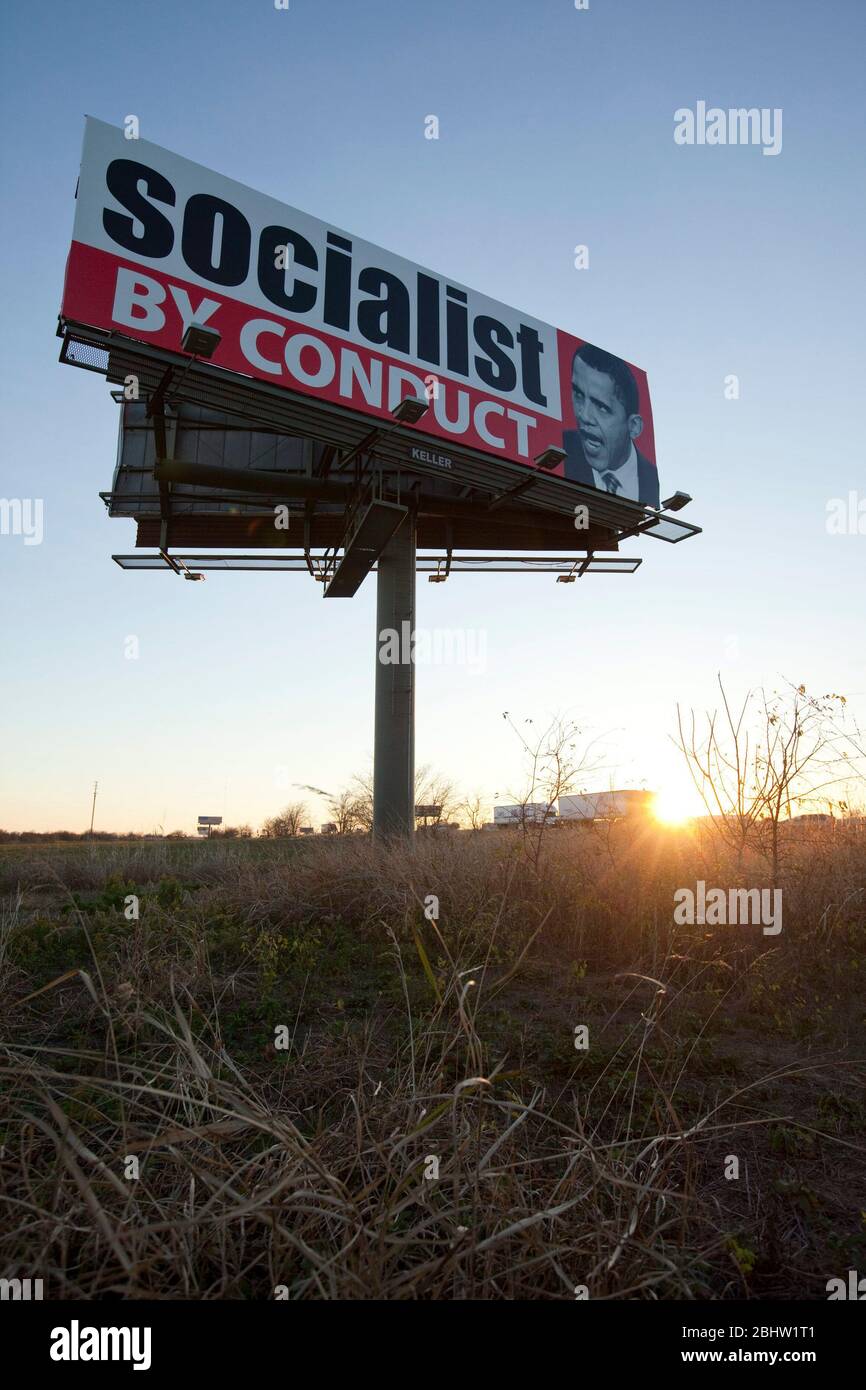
592, 442, 639, 501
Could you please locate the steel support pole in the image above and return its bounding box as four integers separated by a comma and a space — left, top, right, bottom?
373, 512, 416, 841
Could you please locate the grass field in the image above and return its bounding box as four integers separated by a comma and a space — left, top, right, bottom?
1, 820, 864, 1300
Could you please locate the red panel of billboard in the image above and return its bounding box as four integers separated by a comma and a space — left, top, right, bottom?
61, 120, 659, 507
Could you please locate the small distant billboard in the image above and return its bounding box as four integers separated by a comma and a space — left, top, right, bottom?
60, 119, 659, 504
414, 804, 442, 819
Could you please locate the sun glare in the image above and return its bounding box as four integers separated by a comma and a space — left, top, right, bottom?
652, 790, 695, 825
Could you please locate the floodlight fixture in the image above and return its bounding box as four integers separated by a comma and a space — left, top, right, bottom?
661, 491, 692, 512
391, 395, 429, 425
162, 550, 206, 581
428, 556, 451, 584
534, 445, 567, 471
181, 321, 222, 358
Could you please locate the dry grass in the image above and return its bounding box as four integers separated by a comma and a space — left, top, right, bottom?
1, 820, 864, 1299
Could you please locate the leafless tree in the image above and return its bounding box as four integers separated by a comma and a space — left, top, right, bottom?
414, 764, 459, 825
676, 677, 852, 881
754, 684, 854, 881
350, 764, 459, 829
328, 789, 364, 836
349, 771, 374, 831
459, 791, 486, 830
502, 712, 603, 870
261, 802, 308, 838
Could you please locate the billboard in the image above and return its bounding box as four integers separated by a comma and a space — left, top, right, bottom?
61, 120, 660, 507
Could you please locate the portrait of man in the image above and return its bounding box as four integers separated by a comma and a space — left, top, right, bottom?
562, 343, 660, 507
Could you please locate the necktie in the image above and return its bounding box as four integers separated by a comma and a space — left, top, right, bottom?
602, 472, 621, 495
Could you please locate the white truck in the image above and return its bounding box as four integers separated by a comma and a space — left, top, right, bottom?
493, 803, 556, 827
557, 790, 654, 822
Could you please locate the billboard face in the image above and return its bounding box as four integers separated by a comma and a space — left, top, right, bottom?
62, 120, 659, 505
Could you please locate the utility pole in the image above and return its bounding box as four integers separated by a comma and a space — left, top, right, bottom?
373, 513, 416, 842
89, 781, 98, 837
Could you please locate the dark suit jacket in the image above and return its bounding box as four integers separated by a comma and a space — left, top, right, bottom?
562, 429, 660, 509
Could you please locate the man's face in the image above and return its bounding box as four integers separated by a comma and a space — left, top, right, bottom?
571, 358, 635, 472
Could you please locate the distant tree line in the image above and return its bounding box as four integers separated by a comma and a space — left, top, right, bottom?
0, 765, 467, 843
4, 683, 862, 847
0, 830, 194, 843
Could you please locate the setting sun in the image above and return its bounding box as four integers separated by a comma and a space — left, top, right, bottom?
652, 789, 698, 825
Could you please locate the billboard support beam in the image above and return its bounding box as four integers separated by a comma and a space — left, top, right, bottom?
373, 511, 416, 842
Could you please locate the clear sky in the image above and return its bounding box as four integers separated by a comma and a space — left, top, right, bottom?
1, 0, 864, 833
